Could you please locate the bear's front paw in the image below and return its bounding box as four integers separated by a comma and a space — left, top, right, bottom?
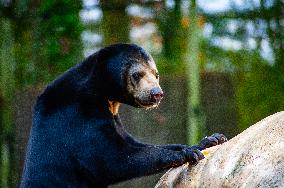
199, 133, 227, 150
182, 148, 204, 165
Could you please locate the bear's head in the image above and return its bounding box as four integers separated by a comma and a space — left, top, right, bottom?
95, 44, 163, 109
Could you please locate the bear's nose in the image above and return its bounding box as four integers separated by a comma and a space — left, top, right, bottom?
150, 87, 164, 102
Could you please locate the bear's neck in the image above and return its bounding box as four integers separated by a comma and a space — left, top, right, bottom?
108, 101, 120, 115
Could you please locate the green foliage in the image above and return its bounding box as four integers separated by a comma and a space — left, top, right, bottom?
0, 2, 84, 187
1, 0, 83, 86
236, 61, 284, 130
37, 0, 83, 80
155, 55, 187, 75
186, 0, 206, 145
201, 0, 284, 131
101, 1, 130, 45
156, 0, 188, 74
0, 18, 17, 188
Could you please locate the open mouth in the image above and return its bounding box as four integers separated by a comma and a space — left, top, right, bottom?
135, 98, 160, 108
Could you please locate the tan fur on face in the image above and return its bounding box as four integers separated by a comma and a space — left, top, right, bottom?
127, 63, 162, 108
108, 101, 120, 115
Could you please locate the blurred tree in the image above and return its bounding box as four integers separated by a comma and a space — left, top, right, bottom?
201, 0, 284, 129
0, 18, 16, 188
157, 0, 188, 72
161, 0, 183, 59
37, 0, 83, 80
186, 0, 206, 145
100, 0, 130, 45
153, 0, 205, 144
0, 0, 83, 85
235, 54, 284, 130
0, 1, 83, 187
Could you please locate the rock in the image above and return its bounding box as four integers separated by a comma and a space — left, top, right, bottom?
155, 112, 284, 188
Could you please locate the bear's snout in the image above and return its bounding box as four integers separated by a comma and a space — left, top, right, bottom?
150, 87, 164, 103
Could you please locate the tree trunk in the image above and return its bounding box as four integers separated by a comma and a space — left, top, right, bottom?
101, 0, 130, 45
156, 111, 284, 188
0, 18, 17, 188
186, 0, 205, 145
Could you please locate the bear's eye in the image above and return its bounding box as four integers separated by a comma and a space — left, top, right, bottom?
156, 73, 159, 79
132, 72, 144, 82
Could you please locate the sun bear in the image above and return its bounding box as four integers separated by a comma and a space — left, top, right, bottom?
21, 43, 227, 187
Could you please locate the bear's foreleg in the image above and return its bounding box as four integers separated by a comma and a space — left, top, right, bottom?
104, 144, 204, 184
157, 133, 227, 151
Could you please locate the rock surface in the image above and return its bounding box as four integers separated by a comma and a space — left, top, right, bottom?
155, 111, 284, 188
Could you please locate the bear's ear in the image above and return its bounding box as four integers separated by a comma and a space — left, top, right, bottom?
98, 48, 110, 62
95, 44, 125, 69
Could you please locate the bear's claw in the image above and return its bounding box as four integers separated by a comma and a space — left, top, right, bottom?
199, 133, 227, 150
182, 148, 205, 165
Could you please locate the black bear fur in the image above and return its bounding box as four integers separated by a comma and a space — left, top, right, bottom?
21, 44, 226, 187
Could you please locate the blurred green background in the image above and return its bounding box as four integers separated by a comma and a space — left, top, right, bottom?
0, 0, 283, 187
